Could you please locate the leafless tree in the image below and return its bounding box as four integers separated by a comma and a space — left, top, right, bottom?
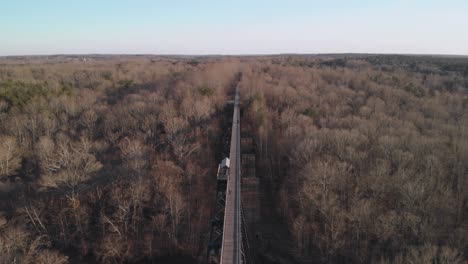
0, 136, 21, 178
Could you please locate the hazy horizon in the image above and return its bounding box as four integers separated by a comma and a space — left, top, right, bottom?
3, 53, 468, 58
2, 0, 468, 56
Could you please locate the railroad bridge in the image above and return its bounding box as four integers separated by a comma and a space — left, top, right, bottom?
207, 85, 258, 264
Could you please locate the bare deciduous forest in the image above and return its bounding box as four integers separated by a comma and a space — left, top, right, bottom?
0, 55, 467, 263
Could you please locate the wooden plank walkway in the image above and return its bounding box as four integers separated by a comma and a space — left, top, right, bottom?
221, 86, 242, 264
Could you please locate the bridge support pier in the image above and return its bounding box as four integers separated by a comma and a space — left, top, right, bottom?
208, 180, 227, 264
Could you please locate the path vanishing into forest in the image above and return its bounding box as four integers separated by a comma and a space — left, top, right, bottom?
220, 84, 243, 264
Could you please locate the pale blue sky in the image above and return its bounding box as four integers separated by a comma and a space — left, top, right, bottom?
1, 0, 468, 55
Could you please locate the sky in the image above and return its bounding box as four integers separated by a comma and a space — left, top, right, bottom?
1, 0, 468, 55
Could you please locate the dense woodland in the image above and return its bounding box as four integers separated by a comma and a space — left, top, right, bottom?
0, 55, 467, 263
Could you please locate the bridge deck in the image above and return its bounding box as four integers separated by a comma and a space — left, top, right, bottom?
220, 86, 241, 264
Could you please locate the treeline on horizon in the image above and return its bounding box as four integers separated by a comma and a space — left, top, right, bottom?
0, 54, 467, 263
